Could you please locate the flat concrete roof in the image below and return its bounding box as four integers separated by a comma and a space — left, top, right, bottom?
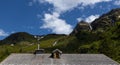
0, 54, 119, 65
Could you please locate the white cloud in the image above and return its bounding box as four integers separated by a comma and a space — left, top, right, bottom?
41, 12, 73, 35
114, 0, 120, 5
77, 15, 99, 23
85, 15, 100, 23
36, 0, 111, 34
38, 0, 111, 13
0, 29, 8, 36
77, 18, 83, 22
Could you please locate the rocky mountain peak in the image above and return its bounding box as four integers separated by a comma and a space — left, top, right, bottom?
91, 8, 120, 30
71, 8, 120, 35
71, 20, 92, 34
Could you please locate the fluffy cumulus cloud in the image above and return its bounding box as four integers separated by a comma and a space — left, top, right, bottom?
114, 0, 120, 5
38, 0, 111, 13
41, 12, 73, 35
0, 29, 8, 36
77, 15, 100, 23
36, 0, 111, 34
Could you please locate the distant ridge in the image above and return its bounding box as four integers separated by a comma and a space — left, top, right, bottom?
0, 32, 66, 45
0, 32, 36, 44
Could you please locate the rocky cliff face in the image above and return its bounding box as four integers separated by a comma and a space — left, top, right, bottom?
71, 21, 92, 34
71, 8, 120, 35
91, 8, 120, 30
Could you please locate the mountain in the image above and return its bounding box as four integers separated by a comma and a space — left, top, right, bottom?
71, 8, 120, 35
66, 8, 120, 63
43, 34, 66, 40
0, 32, 36, 44
91, 8, 120, 31
0, 32, 66, 45
71, 20, 92, 34
1, 8, 120, 45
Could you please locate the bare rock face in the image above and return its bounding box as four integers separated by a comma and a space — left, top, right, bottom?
91, 8, 120, 31
71, 21, 91, 34
70, 8, 120, 35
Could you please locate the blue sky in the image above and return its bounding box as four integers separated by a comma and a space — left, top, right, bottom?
0, 0, 120, 40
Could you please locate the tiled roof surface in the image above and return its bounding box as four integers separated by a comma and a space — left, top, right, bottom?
0, 54, 119, 65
